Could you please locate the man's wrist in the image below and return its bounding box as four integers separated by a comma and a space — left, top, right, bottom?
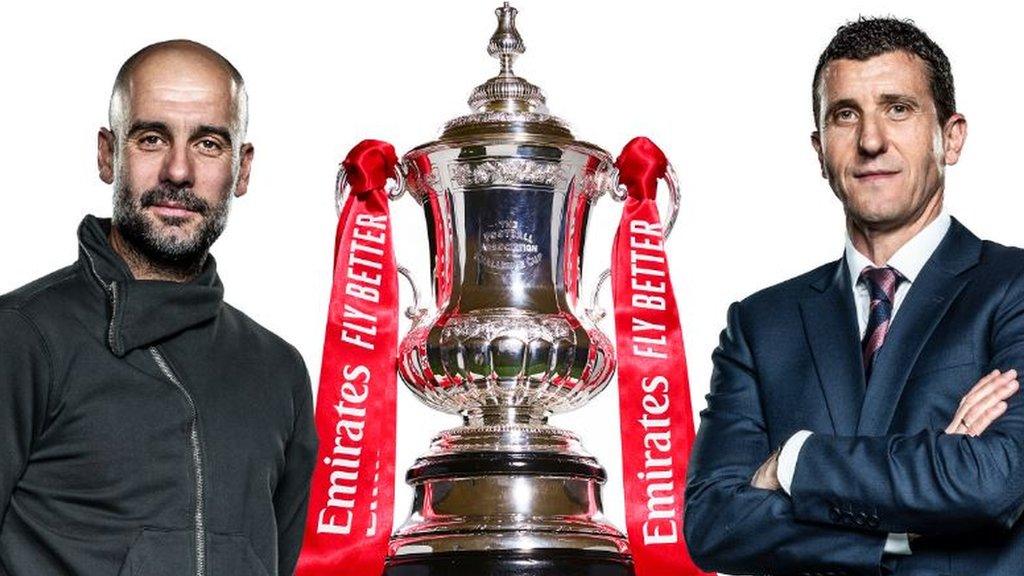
778, 430, 813, 495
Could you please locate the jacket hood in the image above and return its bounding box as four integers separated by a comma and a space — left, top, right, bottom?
76, 215, 225, 357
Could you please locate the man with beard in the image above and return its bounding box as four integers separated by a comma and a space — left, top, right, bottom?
684, 19, 1024, 576
0, 41, 317, 576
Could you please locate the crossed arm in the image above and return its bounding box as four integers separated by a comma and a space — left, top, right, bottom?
781, 364, 1024, 536
754, 369, 1019, 492
684, 297, 1024, 575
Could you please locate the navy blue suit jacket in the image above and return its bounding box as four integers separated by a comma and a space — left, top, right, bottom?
684, 219, 1024, 575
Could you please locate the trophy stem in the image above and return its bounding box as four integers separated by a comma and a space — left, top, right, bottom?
464, 405, 548, 427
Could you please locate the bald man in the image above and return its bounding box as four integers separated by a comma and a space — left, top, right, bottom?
0, 41, 317, 575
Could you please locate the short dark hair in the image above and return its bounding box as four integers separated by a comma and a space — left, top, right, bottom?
812, 17, 956, 128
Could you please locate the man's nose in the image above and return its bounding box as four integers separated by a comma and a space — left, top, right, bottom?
857, 115, 888, 158
160, 142, 194, 186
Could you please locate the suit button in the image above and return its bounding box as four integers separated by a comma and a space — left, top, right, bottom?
867, 515, 879, 528
829, 506, 842, 522
855, 511, 868, 526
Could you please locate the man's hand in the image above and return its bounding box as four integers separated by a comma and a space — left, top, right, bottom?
946, 369, 1019, 436
751, 448, 781, 490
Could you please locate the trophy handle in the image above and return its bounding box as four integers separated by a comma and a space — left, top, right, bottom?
584, 161, 681, 323
335, 164, 429, 323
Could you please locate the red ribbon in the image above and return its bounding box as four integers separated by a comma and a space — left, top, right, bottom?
297, 140, 399, 576
611, 137, 711, 576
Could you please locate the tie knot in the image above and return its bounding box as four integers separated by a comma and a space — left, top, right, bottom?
860, 265, 903, 302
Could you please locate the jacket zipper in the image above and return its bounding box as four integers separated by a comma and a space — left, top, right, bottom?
79, 245, 207, 576
77, 241, 122, 354
150, 347, 207, 576
107, 282, 119, 352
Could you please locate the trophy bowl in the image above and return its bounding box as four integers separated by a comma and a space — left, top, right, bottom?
397, 142, 617, 422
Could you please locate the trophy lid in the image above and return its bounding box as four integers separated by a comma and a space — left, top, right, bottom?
417, 2, 602, 151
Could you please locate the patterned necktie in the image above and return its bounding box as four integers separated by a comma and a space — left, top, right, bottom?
860, 265, 904, 381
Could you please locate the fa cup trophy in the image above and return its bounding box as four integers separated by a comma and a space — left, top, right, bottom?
299, 4, 706, 576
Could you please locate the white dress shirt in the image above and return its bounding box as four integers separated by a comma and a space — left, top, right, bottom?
776, 211, 951, 556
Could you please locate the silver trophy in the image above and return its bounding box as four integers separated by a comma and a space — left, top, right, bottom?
344, 4, 680, 574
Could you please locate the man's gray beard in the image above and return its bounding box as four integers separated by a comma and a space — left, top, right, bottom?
112, 181, 232, 273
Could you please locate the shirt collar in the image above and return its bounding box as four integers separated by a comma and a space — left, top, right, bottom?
845, 210, 951, 286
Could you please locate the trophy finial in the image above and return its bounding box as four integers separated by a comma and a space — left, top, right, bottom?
488, 2, 525, 76
467, 3, 547, 113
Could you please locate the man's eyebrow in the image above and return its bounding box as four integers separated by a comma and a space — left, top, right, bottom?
127, 121, 170, 136
192, 125, 233, 145
878, 93, 921, 106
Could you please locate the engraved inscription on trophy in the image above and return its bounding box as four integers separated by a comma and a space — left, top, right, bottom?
477, 218, 541, 272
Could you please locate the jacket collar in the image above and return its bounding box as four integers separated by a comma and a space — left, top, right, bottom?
812, 216, 980, 294
801, 217, 981, 435
77, 215, 224, 357
844, 211, 951, 286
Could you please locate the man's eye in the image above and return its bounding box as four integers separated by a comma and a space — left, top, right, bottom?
197, 139, 223, 152
138, 134, 164, 147
834, 109, 857, 123
889, 103, 911, 118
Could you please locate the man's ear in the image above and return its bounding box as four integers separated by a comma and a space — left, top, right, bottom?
942, 113, 967, 166
234, 143, 254, 198
811, 130, 827, 179
98, 128, 116, 184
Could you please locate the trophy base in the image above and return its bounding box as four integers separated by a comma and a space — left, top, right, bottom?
388, 424, 633, 575
383, 549, 634, 576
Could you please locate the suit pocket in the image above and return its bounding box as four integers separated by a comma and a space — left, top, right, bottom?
117, 529, 269, 576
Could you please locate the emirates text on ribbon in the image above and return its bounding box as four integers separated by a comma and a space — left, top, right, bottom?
315, 211, 389, 536
628, 218, 680, 545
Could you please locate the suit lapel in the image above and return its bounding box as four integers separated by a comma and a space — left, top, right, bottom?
856, 218, 982, 435
800, 259, 865, 435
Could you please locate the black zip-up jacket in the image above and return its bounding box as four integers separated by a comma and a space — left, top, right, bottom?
0, 216, 317, 575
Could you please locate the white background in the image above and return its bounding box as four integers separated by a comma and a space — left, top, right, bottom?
2, 0, 1023, 556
